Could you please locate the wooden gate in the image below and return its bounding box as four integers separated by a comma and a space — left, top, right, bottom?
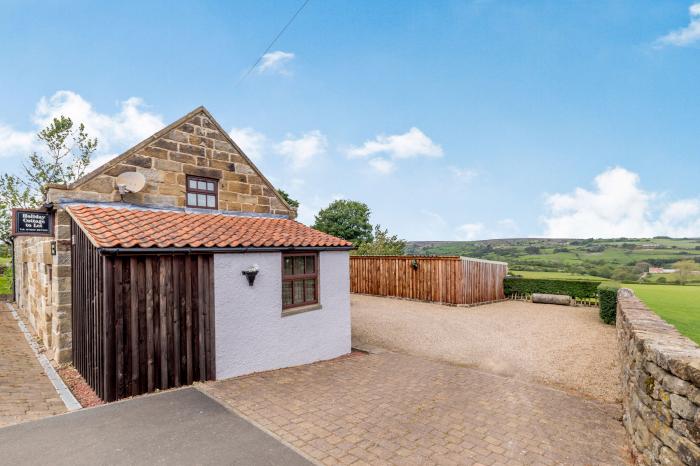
72, 220, 216, 401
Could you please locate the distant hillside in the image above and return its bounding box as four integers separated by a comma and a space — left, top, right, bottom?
406, 237, 700, 282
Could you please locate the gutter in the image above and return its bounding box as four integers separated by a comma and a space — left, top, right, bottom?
99, 246, 354, 255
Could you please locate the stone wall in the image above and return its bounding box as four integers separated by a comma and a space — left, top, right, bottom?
13, 209, 72, 362
47, 109, 293, 217
14, 107, 295, 364
618, 288, 700, 465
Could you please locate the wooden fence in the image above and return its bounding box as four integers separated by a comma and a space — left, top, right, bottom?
350, 256, 508, 305
72, 220, 215, 401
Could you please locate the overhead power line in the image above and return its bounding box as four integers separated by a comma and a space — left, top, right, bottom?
234, 0, 312, 88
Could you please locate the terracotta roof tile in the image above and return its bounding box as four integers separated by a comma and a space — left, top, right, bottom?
67, 205, 352, 249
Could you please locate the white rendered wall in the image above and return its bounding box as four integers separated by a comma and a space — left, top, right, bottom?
214, 251, 350, 379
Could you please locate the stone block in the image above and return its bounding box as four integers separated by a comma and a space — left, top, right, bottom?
153, 139, 178, 151
127, 153, 157, 166
141, 193, 178, 206
179, 143, 206, 157
167, 130, 189, 143
158, 184, 183, 196
179, 123, 195, 133
209, 160, 236, 172
187, 135, 213, 148
169, 152, 197, 165
227, 182, 250, 194
670, 393, 697, 420
658, 446, 682, 465
212, 150, 230, 162
80, 176, 115, 194
153, 158, 182, 172
214, 140, 235, 152
673, 418, 700, 443
183, 165, 222, 180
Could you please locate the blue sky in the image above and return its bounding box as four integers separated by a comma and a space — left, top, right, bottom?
1, 0, 700, 240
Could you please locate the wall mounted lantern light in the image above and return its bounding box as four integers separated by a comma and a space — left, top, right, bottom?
411, 259, 419, 270
242, 264, 259, 286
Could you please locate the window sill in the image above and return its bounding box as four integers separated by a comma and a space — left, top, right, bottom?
282, 303, 322, 317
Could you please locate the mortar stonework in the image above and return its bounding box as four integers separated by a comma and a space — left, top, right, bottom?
14, 107, 295, 364
618, 288, 700, 465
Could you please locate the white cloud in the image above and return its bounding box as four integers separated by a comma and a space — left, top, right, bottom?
368, 157, 395, 174
275, 130, 327, 169
347, 127, 442, 174
347, 127, 443, 159
0, 91, 164, 170
33, 91, 164, 154
656, 3, 700, 47
0, 124, 36, 157
230, 127, 266, 161
456, 223, 485, 240
259, 51, 295, 75
449, 166, 478, 183
542, 167, 700, 238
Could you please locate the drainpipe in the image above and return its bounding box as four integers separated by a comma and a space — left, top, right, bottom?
10, 237, 16, 302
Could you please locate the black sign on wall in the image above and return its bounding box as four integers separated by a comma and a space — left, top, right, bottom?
12, 209, 53, 237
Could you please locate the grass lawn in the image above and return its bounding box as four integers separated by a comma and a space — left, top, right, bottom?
628, 284, 700, 345
0, 256, 11, 295
510, 270, 609, 281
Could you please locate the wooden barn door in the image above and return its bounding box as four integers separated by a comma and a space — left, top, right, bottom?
101, 254, 215, 401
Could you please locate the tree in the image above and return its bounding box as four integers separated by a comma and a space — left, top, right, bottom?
0, 116, 97, 243
524, 246, 540, 255
313, 200, 373, 245
355, 225, 406, 256
276, 189, 299, 209
634, 261, 651, 274
672, 260, 699, 285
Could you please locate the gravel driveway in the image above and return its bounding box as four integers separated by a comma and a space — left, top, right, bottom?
352, 294, 621, 403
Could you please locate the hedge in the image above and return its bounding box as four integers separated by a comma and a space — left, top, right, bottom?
597, 283, 620, 325
503, 277, 601, 299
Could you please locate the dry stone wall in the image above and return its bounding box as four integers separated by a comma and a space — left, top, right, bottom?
618, 288, 700, 465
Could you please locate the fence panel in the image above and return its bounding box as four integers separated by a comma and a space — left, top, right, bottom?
350, 256, 507, 305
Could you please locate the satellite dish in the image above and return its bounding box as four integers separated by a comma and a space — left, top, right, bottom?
116, 171, 146, 194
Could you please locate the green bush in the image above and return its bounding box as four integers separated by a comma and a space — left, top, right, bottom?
597, 284, 619, 325
503, 277, 601, 299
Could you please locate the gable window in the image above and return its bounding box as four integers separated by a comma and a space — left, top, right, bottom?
186, 176, 218, 209
282, 253, 318, 310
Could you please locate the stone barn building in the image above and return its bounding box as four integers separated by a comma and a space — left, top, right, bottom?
12, 107, 352, 400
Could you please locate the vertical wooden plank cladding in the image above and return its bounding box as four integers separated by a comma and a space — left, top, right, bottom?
102, 256, 116, 402
72, 246, 215, 401
349, 256, 507, 305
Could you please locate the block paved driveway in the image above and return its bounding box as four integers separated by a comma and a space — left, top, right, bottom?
0, 303, 65, 427
204, 351, 629, 465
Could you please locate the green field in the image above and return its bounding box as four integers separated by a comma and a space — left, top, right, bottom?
628, 284, 700, 345
407, 237, 700, 281
510, 270, 609, 281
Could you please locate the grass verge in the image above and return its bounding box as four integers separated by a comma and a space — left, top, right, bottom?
628, 284, 700, 345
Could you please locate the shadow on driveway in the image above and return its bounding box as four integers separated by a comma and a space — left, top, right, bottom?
0, 387, 310, 465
